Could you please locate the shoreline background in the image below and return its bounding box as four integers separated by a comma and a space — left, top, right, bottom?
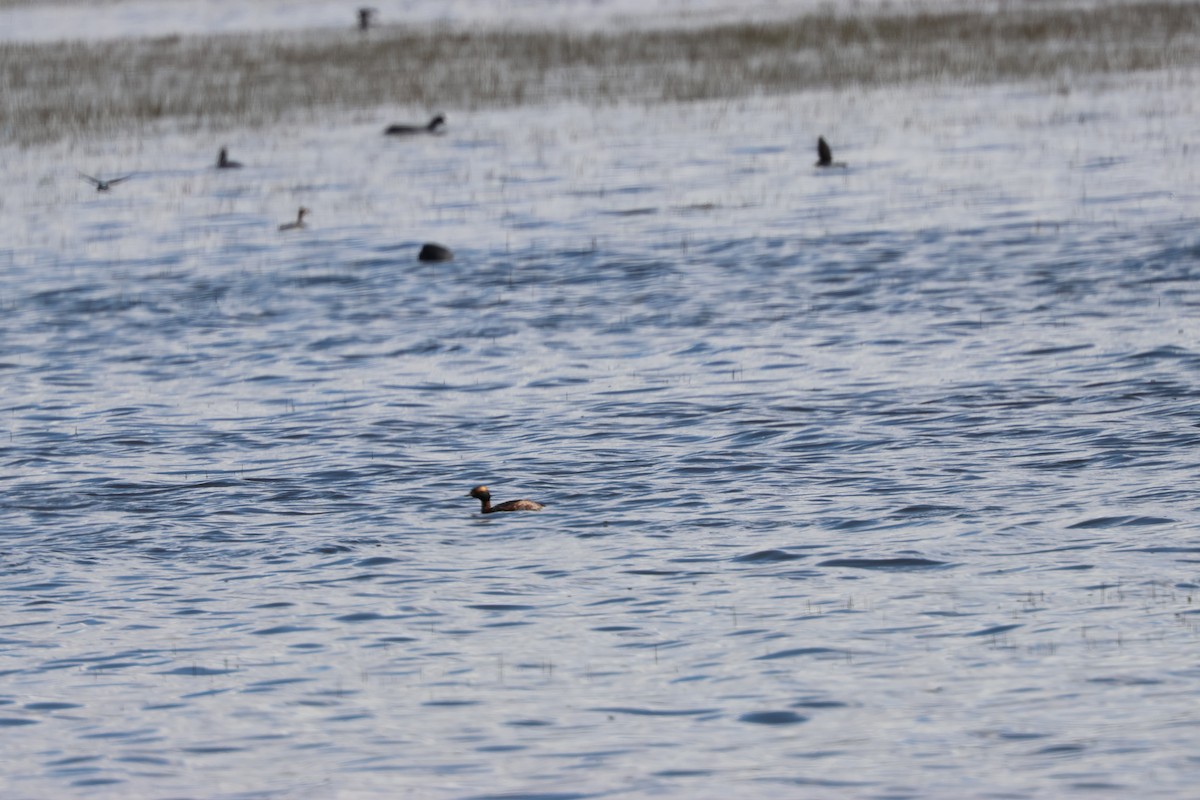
2, 1, 1199, 145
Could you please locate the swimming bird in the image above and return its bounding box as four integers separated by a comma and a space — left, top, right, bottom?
418, 243, 453, 262
78, 172, 132, 191
216, 147, 242, 169
384, 114, 446, 136
278, 207, 308, 231
358, 7, 376, 31
816, 136, 846, 168
468, 485, 545, 514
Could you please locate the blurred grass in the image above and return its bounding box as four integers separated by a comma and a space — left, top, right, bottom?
2, 1, 1199, 144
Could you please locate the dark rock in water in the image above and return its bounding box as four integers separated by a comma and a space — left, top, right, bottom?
418, 243, 453, 262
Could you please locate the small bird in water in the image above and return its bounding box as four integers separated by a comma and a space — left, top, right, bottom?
78, 172, 132, 191
384, 114, 446, 136
815, 136, 846, 168
216, 147, 242, 169
418, 243, 453, 262
358, 7, 376, 31
278, 207, 308, 231
468, 485, 545, 513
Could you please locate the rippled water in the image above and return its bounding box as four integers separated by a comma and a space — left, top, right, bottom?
3, 71, 1200, 799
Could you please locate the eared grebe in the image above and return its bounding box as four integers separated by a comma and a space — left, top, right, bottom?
278, 207, 308, 231
216, 147, 242, 169
79, 172, 132, 191
468, 485, 544, 513
384, 114, 446, 136
815, 136, 846, 168
418, 242, 453, 262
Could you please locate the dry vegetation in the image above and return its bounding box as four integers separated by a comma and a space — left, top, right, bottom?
2, 1, 1199, 144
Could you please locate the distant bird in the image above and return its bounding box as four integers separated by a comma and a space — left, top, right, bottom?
418, 243, 453, 262
358, 7, 376, 31
78, 172, 132, 191
384, 114, 446, 136
216, 147, 242, 169
278, 207, 309, 231
467, 485, 545, 514
816, 136, 846, 168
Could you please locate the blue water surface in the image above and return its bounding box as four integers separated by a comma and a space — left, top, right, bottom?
2, 75, 1200, 799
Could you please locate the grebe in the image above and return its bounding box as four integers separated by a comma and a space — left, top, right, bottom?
816, 136, 846, 168
216, 147, 242, 169
278, 207, 308, 231
418, 243, 453, 262
468, 485, 544, 513
79, 172, 132, 191
384, 115, 446, 136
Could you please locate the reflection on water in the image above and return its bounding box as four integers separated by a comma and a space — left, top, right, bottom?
2, 70, 1200, 799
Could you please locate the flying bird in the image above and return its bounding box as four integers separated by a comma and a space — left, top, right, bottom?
78, 172, 132, 191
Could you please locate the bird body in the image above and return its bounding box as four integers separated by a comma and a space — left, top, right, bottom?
385, 115, 446, 136
279, 207, 309, 231
217, 148, 242, 169
816, 136, 846, 168
468, 485, 544, 513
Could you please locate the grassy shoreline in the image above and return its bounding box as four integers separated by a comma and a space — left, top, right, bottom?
3, 2, 1200, 145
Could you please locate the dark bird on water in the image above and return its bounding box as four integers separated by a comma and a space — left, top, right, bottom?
358, 7, 376, 31
816, 136, 846, 168
468, 485, 545, 513
216, 147, 242, 169
78, 172, 132, 191
418, 243, 453, 262
278, 207, 309, 231
385, 114, 446, 136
